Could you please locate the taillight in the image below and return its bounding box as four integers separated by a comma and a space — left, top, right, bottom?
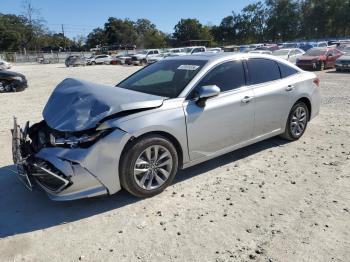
313, 78, 320, 87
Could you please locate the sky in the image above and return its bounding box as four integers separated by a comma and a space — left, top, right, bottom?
0, 0, 257, 39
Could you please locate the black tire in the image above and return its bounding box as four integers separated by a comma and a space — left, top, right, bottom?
91, 61, 96, 65
119, 135, 179, 198
280, 101, 309, 141
318, 61, 325, 71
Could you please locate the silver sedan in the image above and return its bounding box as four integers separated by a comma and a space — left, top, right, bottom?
12, 53, 321, 200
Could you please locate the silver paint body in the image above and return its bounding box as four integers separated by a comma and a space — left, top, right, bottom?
30, 53, 321, 200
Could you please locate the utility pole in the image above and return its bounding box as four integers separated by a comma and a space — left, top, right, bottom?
61, 24, 66, 51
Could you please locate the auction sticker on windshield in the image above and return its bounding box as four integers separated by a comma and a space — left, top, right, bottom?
177, 65, 200, 70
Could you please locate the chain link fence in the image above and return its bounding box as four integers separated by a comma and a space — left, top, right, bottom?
0, 52, 94, 64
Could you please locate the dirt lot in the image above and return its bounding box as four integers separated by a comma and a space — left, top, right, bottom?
0, 64, 349, 262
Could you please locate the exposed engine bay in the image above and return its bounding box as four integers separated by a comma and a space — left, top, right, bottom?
27, 120, 112, 153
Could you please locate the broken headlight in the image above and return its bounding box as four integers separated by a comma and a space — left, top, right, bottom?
50, 129, 113, 148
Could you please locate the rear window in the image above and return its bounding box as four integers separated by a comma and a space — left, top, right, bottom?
278, 62, 299, 78
247, 58, 281, 85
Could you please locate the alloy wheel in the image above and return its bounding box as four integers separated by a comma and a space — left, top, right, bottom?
133, 145, 173, 190
290, 106, 307, 137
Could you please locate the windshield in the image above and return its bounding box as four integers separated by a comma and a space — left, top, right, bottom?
118, 59, 207, 98
305, 48, 327, 56
273, 50, 290, 56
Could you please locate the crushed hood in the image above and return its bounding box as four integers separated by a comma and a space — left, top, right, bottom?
43, 78, 165, 132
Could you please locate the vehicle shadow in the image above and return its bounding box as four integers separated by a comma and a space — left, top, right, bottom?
0, 137, 288, 238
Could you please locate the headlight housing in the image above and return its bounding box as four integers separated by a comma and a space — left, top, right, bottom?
11, 76, 23, 82
50, 128, 114, 148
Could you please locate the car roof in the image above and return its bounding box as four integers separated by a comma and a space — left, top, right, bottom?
165, 52, 295, 64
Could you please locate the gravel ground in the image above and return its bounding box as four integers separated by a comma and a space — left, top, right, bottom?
0, 64, 349, 262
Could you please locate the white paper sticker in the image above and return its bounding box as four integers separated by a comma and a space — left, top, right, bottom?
177, 65, 200, 70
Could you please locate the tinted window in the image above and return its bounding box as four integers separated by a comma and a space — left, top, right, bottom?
196, 60, 245, 92
278, 62, 299, 78
247, 58, 281, 84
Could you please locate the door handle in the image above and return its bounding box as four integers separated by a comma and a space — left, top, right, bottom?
241, 96, 253, 103
285, 85, 295, 91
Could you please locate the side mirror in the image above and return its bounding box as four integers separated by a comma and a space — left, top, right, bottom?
194, 85, 220, 107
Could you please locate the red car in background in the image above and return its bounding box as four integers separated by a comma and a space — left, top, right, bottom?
296, 47, 343, 71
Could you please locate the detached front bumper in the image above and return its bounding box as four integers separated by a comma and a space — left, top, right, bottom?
12, 118, 131, 201
296, 62, 318, 70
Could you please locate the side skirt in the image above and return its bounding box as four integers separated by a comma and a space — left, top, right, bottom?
182, 129, 283, 169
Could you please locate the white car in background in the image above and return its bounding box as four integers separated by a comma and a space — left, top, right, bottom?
0, 59, 12, 70
87, 55, 112, 65
272, 48, 305, 64
249, 50, 272, 55
131, 49, 161, 65
207, 47, 223, 53
170, 46, 207, 57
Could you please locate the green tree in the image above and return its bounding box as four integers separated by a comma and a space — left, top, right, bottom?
265, 0, 300, 41
173, 18, 212, 45
86, 28, 106, 48
211, 15, 236, 44
104, 17, 138, 45
135, 18, 166, 48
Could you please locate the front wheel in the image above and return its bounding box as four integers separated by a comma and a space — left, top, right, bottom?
280, 102, 309, 141
120, 135, 179, 198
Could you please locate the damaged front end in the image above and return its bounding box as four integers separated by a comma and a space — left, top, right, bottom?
10, 78, 165, 200
11, 117, 128, 201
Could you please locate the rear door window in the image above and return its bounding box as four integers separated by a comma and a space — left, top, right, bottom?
247, 58, 281, 85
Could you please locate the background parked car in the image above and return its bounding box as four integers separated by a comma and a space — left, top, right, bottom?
296, 47, 343, 70
0, 70, 27, 92
299, 41, 328, 51
0, 59, 12, 70
87, 55, 112, 65
183, 46, 206, 55
249, 50, 272, 55
206, 47, 223, 53
65, 55, 86, 67
272, 48, 305, 64
131, 49, 161, 65
335, 45, 350, 72
146, 53, 165, 64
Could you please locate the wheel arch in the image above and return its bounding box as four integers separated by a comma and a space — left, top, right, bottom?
120, 131, 184, 170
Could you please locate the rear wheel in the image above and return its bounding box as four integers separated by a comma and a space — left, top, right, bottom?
281, 102, 309, 141
318, 61, 325, 71
120, 135, 178, 198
